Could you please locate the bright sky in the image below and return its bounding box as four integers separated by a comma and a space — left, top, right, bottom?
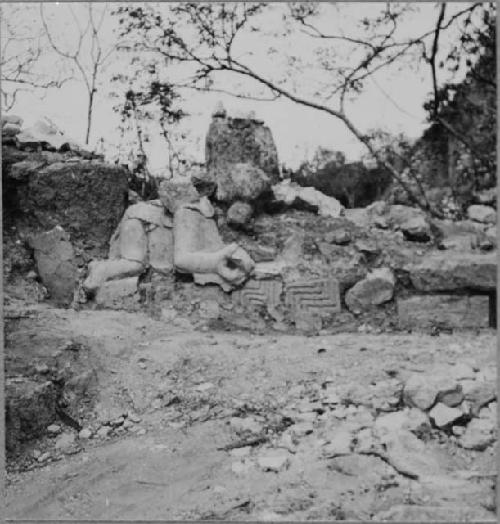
2, 2, 474, 172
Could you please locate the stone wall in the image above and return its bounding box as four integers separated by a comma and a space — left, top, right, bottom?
143, 202, 496, 334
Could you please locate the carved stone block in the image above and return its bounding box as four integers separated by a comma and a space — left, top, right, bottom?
234, 279, 283, 309
285, 278, 341, 316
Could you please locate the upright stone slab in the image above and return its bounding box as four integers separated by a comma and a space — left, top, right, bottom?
29, 226, 78, 306
397, 295, 490, 329
206, 112, 280, 184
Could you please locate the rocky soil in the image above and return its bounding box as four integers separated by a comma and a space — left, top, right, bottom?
4, 302, 496, 521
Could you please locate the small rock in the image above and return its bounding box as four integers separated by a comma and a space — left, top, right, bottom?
37, 452, 51, 463
479, 402, 497, 421
345, 267, 395, 314
452, 425, 466, 436
373, 216, 389, 229
33, 449, 41, 459
429, 403, 463, 428
227, 201, 253, 226
47, 424, 61, 435
35, 363, 50, 374
403, 373, 459, 411
54, 432, 76, 452
459, 417, 496, 450
136, 428, 146, 436
128, 412, 141, 423
467, 204, 496, 224
354, 239, 379, 255
97, 426, 111, 439
78, 428, 92, 439
257, 449, 290, 472
123, 420, 134, 429
111, 416, 125, 427
400, 216, 431, 242
325, 229, 351, 245
474, 187, 496, 205
464, 379, 496, 415
382, 429, 439, 478
437, 387, 464, 408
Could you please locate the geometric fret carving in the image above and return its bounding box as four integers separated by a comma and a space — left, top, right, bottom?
285, 279, 341, 315
234, 279, 283, 309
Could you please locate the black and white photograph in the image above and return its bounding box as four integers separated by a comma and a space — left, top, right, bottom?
2, 1, 497, 521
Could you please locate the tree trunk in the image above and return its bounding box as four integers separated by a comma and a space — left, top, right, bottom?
85, 89, 95, 146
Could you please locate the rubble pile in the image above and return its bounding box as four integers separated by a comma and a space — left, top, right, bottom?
2, 109, 496, 332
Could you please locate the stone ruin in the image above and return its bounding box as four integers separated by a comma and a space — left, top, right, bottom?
2, 108, 497, 333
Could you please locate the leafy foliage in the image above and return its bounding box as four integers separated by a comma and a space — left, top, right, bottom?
419, 2, 496, 210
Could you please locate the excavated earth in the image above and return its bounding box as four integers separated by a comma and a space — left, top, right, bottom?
4, 301, 496, 521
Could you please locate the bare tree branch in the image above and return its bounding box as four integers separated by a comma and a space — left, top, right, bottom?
39, 3, 119, 144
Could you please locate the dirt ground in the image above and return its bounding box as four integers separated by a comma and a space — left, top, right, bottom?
4, 303, 497, 521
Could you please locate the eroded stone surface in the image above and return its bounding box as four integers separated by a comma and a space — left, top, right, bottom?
397, 295, 490, 329
206, 113, 280, 185
406, 252, 496, 292
95, 277, 140, 310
